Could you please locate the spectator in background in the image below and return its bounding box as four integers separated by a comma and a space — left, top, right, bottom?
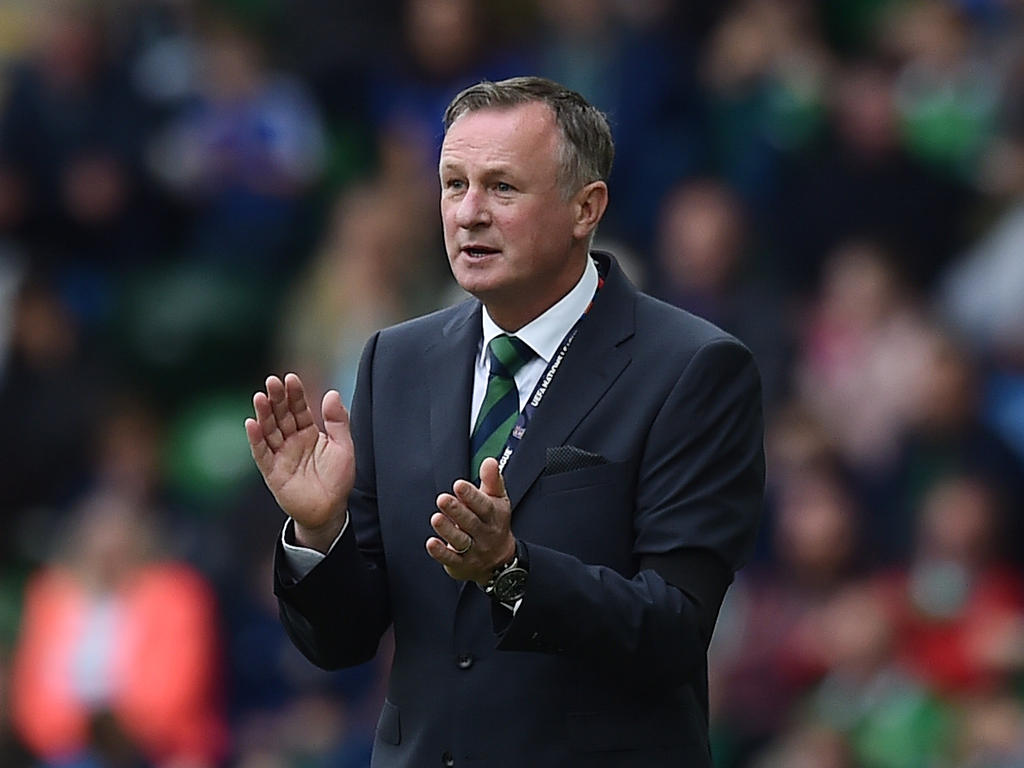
92, 396, 165, 508
795, 240, 934, 471
700, 0, 833, 217
801, 581, 953, 768
276, 182, 440, 407
711, 467, 863, 764
367, 0, 526, 176
87, 393, 215, 568
0, 276, 108, 554
10, 489, 226, 768
0, 0, 162, 291
883, 0, 999, 180
275, 81, 449, 404
149, 11, 326, 273
884, 476, 1024, 695
871, 330, 1024, 564
772, 61, 970, 294
653, 178, 789, 405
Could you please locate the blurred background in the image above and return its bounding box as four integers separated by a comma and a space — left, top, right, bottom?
0, 0, 1022, 766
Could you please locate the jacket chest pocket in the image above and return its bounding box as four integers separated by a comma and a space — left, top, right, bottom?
532, 460, 635, 569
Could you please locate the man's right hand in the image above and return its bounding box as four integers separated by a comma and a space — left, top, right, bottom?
245, 373, 355, 553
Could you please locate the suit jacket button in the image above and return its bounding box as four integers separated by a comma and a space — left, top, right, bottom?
456, 653, 474, 669
441, 750, 454, 766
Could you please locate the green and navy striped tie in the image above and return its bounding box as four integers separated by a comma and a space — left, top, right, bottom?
470, 334, 535, 477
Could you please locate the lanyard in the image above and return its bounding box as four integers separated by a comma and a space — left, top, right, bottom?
494, 274, 604, 475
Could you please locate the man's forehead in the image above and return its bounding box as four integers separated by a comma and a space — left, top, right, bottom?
443, 102, 556, 145
436, 103, 557, 171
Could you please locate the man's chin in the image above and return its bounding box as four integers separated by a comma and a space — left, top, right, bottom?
452, 264, 508, 299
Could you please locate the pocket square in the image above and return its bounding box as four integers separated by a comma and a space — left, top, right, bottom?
544, 446, 609, 476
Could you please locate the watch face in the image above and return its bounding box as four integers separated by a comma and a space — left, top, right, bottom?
493, 567, 528, 603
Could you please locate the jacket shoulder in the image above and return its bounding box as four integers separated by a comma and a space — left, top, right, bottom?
374, 298, 477, 347
633, 292, 752, 363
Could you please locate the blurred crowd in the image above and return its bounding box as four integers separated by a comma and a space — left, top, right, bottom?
0, 0, 1022, 766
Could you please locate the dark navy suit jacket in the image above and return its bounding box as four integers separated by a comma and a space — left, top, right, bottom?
274, 252, 765, 767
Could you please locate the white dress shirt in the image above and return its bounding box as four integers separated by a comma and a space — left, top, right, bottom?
282, 257, 599, 577
472, 256, 599, 432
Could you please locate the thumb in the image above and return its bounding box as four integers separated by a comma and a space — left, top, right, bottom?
322, 390, 351, 444
478, 457, 507, 499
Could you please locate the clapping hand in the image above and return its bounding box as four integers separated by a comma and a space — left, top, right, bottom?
245, 373, 354, 552
427, 458, 517, 584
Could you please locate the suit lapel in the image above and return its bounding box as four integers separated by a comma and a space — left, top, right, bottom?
426, 299, 481, 496
502, 255, 636, 511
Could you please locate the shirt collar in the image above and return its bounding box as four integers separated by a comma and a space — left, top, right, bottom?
480, 256, 599, 364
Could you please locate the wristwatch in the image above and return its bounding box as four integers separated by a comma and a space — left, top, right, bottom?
482, 539, 529, 604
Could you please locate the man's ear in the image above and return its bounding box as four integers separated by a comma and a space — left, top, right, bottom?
572, 181, 609, 241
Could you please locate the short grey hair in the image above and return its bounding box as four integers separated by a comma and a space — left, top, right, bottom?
443, 76, 614, 199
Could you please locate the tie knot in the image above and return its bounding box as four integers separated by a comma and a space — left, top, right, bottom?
488, 334, 535, 378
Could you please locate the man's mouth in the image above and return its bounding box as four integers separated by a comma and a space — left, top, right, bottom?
462, 245, 500, 258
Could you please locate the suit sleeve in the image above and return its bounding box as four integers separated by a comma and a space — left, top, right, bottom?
497, 338, 765, 686
273, 332, 392, 670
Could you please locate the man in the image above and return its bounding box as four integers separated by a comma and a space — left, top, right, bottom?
246, 77, 764, 767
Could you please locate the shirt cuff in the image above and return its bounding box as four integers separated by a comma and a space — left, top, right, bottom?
280, 513, 349, 580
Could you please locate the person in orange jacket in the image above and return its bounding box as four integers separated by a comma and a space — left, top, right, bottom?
11, 490, 227, 767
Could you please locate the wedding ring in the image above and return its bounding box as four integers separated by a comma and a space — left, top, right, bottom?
452, 539, 473, 555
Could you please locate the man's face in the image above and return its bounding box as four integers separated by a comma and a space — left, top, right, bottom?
439, 102, 583, 329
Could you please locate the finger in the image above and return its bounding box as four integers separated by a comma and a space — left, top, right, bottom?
451, 481, 491, 522
267, 375, 298, 437
436, 492, 485, 536
452, 473, 507, 524
244, 417, 274, 475
425, 536, 463, 567
478, 457, 507, 499
284, 373, 315, 431
430, 512, 472, 552
253, 391, 284, 451
322, 390, 351, 445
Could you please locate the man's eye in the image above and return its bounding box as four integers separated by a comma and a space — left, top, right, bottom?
446, 179, 465, 190
495, 182, 513, 193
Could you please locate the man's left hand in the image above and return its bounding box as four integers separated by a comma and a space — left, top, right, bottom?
426, 457, 516, 585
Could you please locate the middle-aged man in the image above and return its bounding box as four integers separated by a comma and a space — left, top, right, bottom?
246, 76, 764, 767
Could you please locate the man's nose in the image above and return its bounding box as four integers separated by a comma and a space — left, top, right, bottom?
454, 186, 491, 228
